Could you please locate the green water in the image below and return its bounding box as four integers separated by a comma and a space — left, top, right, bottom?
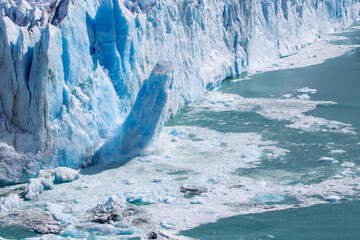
0, 224, 39, 239
182, 201, 360, 240
179, 22, 360, 240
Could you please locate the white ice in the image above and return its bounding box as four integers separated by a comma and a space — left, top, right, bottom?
194, 91, 355, 135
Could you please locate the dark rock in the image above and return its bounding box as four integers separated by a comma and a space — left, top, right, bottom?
180, 186, 207, 197
147, 231, 158, 239
2, 210, 62, 234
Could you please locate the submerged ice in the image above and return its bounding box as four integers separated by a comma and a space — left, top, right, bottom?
0, 0, 359, 184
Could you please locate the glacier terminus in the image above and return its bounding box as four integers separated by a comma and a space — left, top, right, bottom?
0, 0, 360, 239
0, 0, 359, 185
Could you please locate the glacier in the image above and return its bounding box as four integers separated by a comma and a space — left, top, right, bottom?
0, 0, 359, 184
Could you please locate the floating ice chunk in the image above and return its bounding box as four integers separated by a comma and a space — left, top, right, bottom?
296, 87, 317, 94
341, 170, 354, 176
341, 162, 356, 168
53, 168, 79, 184
169, 128, 188, 139
282, 94, 293, 99
38, 167, 79, 184
88, 196, 124, 223
161, 221, 176, 230
24, 178, 46, 200
24, 167, 79, 200
318, 157, 336, 163
330, 149, 346, 154
326, 195, 341, 202
0, 194, 23, 212
297, 94, 311, 100
45, 203, 73, 225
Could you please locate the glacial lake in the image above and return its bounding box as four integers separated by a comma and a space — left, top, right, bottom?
180, 20, 360, 240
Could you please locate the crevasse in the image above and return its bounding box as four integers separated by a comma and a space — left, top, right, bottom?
0, 0, 359, 184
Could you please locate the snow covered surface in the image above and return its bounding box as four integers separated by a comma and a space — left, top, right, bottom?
0, 0, 359, 184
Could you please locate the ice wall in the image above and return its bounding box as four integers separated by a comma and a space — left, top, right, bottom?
0, 0, 359, 184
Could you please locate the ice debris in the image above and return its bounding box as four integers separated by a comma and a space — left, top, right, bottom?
297, 94, 311, 100
330, 149, 346, 154
0, 194, 23, 212
325, 195, 341, 202
282, 93, 293, 99
318, 157, 336, 163
24, 167, 79, 200
197, 92, 355, 134
180, 185, 207, 198
296, 87, 317, 94
88, 196, 124, 223
1, 210, 62, 234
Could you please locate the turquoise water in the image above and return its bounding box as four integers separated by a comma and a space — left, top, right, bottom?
0, 225, 38, 239
182, 201, 360, 240
179, 22, 360, 239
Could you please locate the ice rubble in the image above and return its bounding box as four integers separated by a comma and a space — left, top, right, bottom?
196, 91, 356, 134
24, 167, 79, 200
1, 125, 357, 239
0, 0, 359, 184
1, 209, 62, 234
0, 194, 23, 212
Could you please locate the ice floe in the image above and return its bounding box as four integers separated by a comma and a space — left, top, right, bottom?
194, 91, 355, 135
296, 87, 317, 94
0, 123, 358, 238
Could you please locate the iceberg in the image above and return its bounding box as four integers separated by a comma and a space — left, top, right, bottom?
23, 167, 79, 200
0, 0, 359, 184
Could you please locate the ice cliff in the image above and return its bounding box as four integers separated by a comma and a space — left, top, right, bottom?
0, 0, 359, 184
